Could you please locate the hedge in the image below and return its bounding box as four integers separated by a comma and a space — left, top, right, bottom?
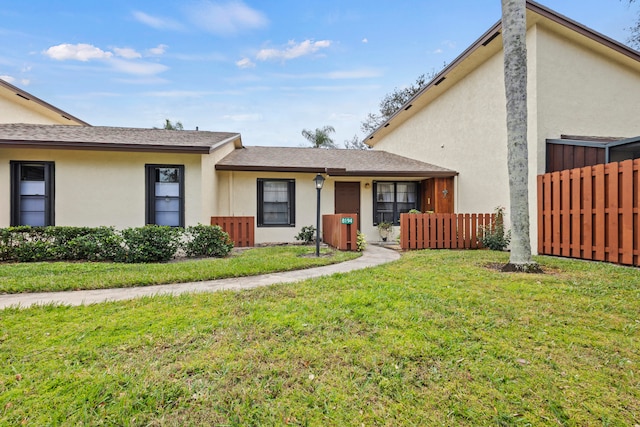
0, 225, 233, 263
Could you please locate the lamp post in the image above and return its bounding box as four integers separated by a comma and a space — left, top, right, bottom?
313, 173, 325, 257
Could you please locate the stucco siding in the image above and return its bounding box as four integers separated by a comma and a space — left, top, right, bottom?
0, 148, 205, 228
372, 49, 511, 216
217, 171, 417, 244
0, 93, 80, 125
535, 25, 640, 158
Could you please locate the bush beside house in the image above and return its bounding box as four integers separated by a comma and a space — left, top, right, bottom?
0, 225, 233, 263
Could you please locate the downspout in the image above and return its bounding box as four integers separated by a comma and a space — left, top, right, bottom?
228, 171, 234, 215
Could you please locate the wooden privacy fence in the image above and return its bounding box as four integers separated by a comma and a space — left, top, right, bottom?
537, 159, 639, 266
322, 213, 359, 251
400, 213, 493, 250
210, 216, 255, 247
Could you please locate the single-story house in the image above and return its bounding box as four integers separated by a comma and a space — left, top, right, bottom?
364, 0, 640, 252
0, 122, 456, 243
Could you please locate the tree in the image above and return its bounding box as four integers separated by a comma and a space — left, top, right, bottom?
301, 126, 337, 148
360, 74, 429, 135
343, 134, 370, 150
500, 0, 541, 273
627, 0, 640, 48
158, 119, 184, 130
360, 65, 446, 136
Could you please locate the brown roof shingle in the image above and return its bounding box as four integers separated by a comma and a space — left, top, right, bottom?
0, 123, 241, 153
216, 146, 457, 177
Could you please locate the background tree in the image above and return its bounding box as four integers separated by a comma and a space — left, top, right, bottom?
500, 0, 540, 272
360, 74, 428, 135
627, 0, 640, 48
301, 126, 337, 148
360, 65, 445, 136
157, 119, 184, 130
343, 134, 370, 150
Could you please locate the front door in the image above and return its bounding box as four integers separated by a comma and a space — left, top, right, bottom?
335, 181, 360, 229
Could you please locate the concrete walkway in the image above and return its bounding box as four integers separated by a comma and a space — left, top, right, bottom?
0, 244, 400, 310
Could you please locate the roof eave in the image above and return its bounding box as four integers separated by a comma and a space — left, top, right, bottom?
0, 79, 91, 126
215, 164, 458, 177
0, 139, 211, 154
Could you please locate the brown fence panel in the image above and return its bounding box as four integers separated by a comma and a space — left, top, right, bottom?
322, 213, 359, 251
400, 213, 493, 250
538, 159, 640, 266
210, 216, 255, 247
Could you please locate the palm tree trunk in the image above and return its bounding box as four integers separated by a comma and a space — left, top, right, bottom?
501, 0, 540, 272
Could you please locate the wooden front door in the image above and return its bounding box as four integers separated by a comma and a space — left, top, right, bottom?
335, 182, 360, 229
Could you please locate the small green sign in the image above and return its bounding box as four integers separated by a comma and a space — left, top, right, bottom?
341, 217, 354, 225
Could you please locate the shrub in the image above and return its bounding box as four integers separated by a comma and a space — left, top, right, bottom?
183, 224, 233, 258
479, 206, 511, 251
116, 225, 181, 263
295, 225, 316, 245
356, 231, 367, 252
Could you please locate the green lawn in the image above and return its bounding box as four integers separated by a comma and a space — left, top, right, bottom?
0, 246, 359, 293
1, 250, 639, 425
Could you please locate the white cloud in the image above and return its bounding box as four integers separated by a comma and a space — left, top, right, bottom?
185, 0, 268, 36
0, 75, 15, 83
110, 58, 168, 76
236, 57, 255, 69
42, 43, 169, 77
44, 43, 113, 61
432, 48, 443, 54
362, 38, 368, 43
256, 40, 332, 61
147, 44, 168, 56
132, 11, 183, 30
20, 78, 30, 86
113, 47, 142, 59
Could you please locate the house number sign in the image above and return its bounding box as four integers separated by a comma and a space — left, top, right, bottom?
341, 217, 354, 225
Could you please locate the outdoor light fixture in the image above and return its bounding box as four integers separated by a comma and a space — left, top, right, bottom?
313, 173, 325, 256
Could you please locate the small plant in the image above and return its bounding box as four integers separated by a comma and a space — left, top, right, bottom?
377, 221, 393, 241
479, 206, 511, 251
295, 225, 316, 245
408, 209, 421, 214
356, 231, 367, 252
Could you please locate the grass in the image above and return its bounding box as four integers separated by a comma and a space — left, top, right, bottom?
1, 250, 639, 425
0, 246, 359, 293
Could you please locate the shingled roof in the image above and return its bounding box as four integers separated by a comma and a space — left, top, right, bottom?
216, 146, 457, 177
0, 123, 241, 153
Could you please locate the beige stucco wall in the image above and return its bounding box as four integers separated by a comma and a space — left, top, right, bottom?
0, 148, 211, 228
217, 170, 417, 244
372, 40, 514, 217
535, 26, 640, 168
0, 92, 81, 125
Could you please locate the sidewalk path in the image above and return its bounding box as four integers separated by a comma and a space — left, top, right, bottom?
0, 245, 400, 310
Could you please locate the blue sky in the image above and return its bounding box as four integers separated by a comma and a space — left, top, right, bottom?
0, 1, 637, 147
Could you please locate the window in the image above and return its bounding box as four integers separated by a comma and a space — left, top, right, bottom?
257, 179, 295, 227
146, 165, 184, 227
373, 181, 419, 225
10, 161, 55, 226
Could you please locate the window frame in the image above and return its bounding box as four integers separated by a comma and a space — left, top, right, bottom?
10, 161, 55, 226
372, 181, 420, 226
257, 178, 296, 227
145, 164, 185, 227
